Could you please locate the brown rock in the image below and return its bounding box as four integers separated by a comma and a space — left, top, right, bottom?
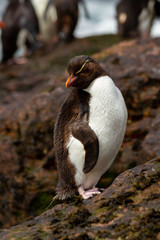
0, 158, 159, 240
142, 113, 160, 158
0, 140, 19, 175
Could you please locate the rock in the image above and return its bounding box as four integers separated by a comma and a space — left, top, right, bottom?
0, 140, 19, 175
142, 113, 160, 158
0, 90, 65, 228
0, 158, 160, 240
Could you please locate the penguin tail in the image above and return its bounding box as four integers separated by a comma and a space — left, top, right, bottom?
45, 192, 67, 210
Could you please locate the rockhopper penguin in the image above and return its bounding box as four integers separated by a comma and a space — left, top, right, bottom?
54, 55, 128, 200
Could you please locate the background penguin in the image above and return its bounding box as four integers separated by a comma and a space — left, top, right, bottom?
54, 55, 128, 200
155, 0, 160, 17
45, 0, 89, 42
1, 0, 41, 63
31, 0, 57, 40
116, 0, 155, 37
44, 0, 78, 42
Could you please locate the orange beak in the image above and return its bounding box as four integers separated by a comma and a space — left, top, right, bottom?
0, 21, 6, 29
65, 74, 77, 88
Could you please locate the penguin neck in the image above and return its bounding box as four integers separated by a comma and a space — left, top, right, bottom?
84, 75, 116, 97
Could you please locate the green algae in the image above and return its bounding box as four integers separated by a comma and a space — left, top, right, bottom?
68, 208, 91, 228
133, 171, 160, 190
100, 191, 136, 209
30, 192, 53, 215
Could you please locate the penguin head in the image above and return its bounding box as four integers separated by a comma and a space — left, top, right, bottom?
66, 55, 107, 89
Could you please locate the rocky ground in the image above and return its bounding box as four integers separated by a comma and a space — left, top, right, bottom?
0, 35, 160, 239
0, 157, 160, 240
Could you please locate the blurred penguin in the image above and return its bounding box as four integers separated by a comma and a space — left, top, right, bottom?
1, 0, 41, 64
44, 0, 90, 43
31, 0, 57, 40
116, 0, 155, 37
155, 0, 160, 17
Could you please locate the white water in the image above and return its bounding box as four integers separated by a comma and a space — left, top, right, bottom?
0, 0, 160, 60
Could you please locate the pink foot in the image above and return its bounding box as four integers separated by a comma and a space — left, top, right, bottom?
7, 57, 28, 65
78, 185, 101, 199
85, 187, 99, 192
14, 57, 28, 65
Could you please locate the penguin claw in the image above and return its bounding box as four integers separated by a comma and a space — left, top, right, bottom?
78, 185, 101, 199
86, 187, 99, 192
81, 190, 101, 199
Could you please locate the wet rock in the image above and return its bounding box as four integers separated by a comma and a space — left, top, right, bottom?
0, 158, 159, 240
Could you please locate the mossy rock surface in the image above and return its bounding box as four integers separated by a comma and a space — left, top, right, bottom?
0, 158, 160, 240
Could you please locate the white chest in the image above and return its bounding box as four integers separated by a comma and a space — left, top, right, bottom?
86, 76, 127, 172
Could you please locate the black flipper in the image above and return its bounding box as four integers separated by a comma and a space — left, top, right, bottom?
72, 122, 99, 174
